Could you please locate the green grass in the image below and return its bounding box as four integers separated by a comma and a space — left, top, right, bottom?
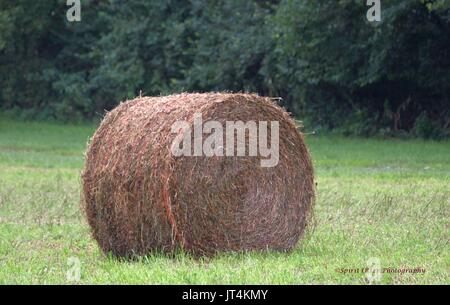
0, 116, 449, 284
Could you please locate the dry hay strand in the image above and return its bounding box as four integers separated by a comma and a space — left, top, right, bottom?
81, 93, 315, 257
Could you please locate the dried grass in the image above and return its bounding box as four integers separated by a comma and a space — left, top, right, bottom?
81, 93, 315, 257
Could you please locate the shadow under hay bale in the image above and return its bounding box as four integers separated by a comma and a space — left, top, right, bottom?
81, 93, 315, 257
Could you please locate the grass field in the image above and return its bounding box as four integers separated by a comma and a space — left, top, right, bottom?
0, 116, 448, 284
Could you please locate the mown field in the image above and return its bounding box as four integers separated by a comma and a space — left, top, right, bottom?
0, 116, 448, 284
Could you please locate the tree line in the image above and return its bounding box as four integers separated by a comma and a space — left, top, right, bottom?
1, 0, 449, 139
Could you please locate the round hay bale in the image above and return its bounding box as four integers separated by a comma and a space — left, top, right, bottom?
81, 93, 315, 257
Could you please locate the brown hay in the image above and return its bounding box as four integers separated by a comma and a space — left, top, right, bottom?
81, 93, 315, 257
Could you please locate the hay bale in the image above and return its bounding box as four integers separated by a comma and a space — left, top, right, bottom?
81, 93, 315, 257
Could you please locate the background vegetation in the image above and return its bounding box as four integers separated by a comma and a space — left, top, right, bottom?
1, 0, 449, 138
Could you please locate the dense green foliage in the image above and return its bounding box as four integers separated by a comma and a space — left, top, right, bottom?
1, 0, 449, 138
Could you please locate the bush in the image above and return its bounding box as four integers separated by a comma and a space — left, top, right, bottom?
412, 112, 449, 140
0, 0, 449, 139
